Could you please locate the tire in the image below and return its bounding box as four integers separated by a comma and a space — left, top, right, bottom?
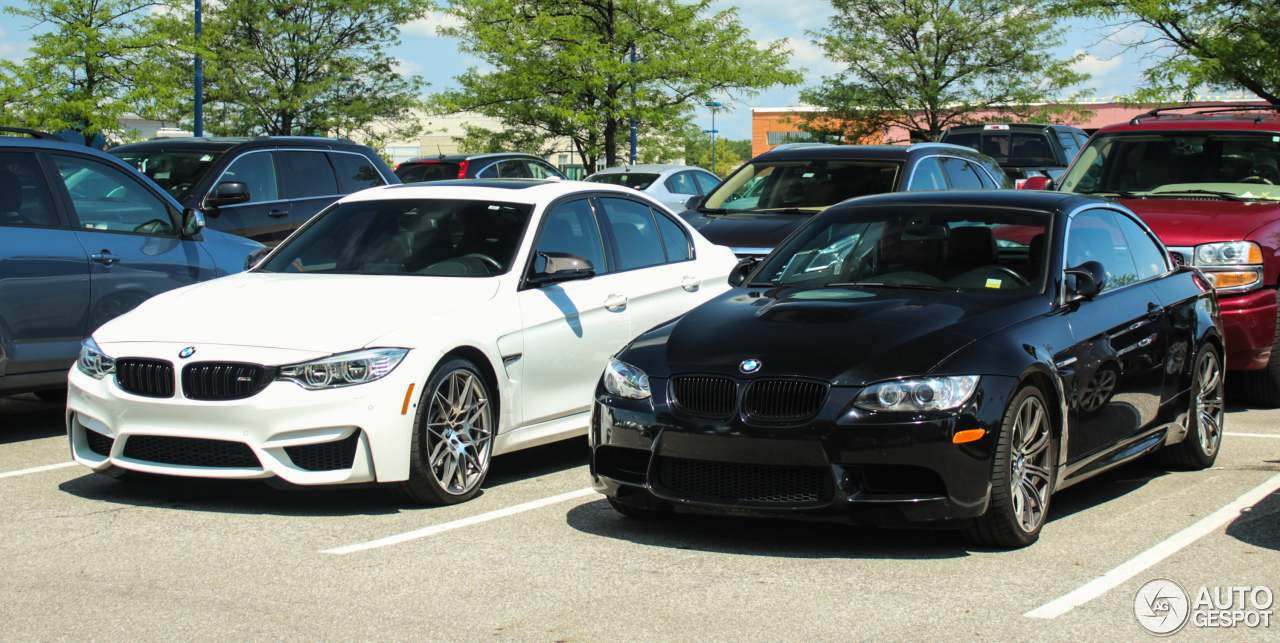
606, 496, 675, 520
1157, 344, 1224, 470
963, 386, 1057, 549
1241, 316, 1280, 407
32, 388, 67, 404
392, 358, 496, 506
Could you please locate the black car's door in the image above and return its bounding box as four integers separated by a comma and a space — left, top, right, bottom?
204, 149, 291, 243
278, 150, 342, 233
1061, 208, 1169, 463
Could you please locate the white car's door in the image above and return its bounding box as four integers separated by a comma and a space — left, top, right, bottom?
595, 196, 720, 337
518, 198, 630, 427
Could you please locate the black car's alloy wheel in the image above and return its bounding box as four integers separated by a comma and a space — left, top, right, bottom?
964, 385, 1056, 549
1158, 345, 1224, 470
394, 358, 495, 505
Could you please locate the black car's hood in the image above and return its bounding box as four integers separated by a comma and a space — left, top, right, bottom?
688, 213, 815, 251
624, 286, 1047, 386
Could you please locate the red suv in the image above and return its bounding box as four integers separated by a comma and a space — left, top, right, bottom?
1056, 105, 1280, 403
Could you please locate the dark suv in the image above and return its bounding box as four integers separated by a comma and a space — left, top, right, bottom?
1055, 105, 1280, 403
940, 123, 1089, 187
681, 143, 1011, 257
108, 136, 398, 244
394, 152, 566, 183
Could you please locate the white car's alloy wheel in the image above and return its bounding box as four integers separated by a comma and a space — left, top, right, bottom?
396, 358, 495, 505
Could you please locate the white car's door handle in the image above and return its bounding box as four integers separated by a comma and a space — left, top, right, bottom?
604, 294, 628, 312
681, 276, 701, 292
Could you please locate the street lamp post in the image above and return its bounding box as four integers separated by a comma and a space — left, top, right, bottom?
194, 0, 203, 137
704, 101, 722, 175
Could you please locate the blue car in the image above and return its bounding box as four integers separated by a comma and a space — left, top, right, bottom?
0, 128, 263, 400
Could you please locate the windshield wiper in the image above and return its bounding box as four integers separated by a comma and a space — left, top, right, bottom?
760, 208, 814, 214
824, 281, 950, 291
1152, 189, 1249, 202
1085, 190, 1143, 199
698, 208, 729, 215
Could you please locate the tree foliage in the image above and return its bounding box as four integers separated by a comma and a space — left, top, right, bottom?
800, 0, 1091, 142
150, 0, 431, 141
432, 0, 803, 171
696, 138, 742, 177
1055, 0, 1279, 104
0, 0, 178, 144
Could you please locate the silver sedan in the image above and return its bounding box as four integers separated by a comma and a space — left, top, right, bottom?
583, 164, 720, 212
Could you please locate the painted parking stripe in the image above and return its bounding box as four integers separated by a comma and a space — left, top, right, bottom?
1025, 472, 1280, 619
1225, 432, 1280, 439
0, 461, 79, 479
322, 487, 598, 555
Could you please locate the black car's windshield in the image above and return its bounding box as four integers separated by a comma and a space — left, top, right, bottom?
703, 159, 902, 214
583, 172, 659, 190
108, 149, 224, 201
752, 205, 1050, 295
1060, 131, 1280, 201
258, 198, 533, 277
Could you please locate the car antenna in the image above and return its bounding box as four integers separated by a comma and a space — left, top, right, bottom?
437, 144, 445, 159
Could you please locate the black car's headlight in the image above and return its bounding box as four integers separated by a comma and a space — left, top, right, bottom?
77, 338, 116, 380
603, 358, 651, 399
854, 376, 980, 412
278, 348, 408, 390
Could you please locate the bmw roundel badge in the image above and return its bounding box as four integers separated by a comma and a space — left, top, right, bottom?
739, 359, 762, 374
179, 347, 196, 359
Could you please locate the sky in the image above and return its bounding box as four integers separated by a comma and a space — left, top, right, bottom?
1, 0, 1167, 141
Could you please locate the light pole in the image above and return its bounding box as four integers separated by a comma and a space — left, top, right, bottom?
704, 101, 721, 175
194, 0, 203, 137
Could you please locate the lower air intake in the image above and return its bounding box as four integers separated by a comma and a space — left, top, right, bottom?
122, 435, 260, 468
86, 429, 114, 457
657, 457, 833, 504
284, 431, 361, 471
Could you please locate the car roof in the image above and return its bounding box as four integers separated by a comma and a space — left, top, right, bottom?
1096, 105, 1280, 134
589, 164, 710, 175
822, 188, 1107, 217
751, 142, 988, 163
400, 152, 546, 164
108, 136, 370, 153
943, 123, 1087, 133
345, 178, 652, 205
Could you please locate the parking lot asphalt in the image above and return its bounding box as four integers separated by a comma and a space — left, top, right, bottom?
2, 390, 1277, 642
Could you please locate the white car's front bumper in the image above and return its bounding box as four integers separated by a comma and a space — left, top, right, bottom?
66, 342, 423, 485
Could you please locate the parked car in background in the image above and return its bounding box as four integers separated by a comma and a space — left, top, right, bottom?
681, 143, 1011, 257
108, 136, 398, 245
394, 153, 566, 184
583, 164, 720, 211
940, 122, 1089, 188
1054, 104, 1280, 404
66, 179, 737, 504
593, 190, 1222, 548
0, 128, 263, 400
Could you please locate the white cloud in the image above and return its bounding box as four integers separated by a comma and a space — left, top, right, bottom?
392, 58, 423, 77
403, 12, 464, 39
1071, 51, 1125, 79
0, 23, 30, 63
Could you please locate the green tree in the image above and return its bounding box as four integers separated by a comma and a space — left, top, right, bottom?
697, 138, 741, 177
151, 0, 431, 141
1056, 0, 1279, 104
800, 0, 1091, 142
432, 0, 802, 172
0, 0, 179, 144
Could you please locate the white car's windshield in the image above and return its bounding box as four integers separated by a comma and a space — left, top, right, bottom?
1060, 131, 1280, 201
258, 198, 533, 277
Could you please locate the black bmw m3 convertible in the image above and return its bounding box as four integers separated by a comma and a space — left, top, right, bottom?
590, 190, 1224, 548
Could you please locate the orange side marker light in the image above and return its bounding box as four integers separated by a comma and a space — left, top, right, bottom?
952, 429, 985, 444
401, 383, 416, 415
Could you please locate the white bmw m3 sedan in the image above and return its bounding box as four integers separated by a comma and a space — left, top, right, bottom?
66, 179, 738, 504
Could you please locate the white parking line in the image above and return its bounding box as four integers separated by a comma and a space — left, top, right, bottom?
1225, 432, 1280, 439
1025, 472, 1280, 619
322, 487, 598, 555
0, 461, 79, 479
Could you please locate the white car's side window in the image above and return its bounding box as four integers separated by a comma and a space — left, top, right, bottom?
533, 198, 607, 274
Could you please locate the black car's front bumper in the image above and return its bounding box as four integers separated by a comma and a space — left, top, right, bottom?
590, 375, 1018, 527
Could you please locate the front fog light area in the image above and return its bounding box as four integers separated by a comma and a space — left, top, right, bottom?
279, 348, 408, 390
603, 359, 651, 399
855, 375, 979, 412
77, 338, 115, 379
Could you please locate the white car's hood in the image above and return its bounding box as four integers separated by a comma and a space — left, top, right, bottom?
94, 273, 502, 353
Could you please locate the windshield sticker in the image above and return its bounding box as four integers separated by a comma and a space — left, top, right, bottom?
802, 172, 814, 177
985, 278, 1002, 289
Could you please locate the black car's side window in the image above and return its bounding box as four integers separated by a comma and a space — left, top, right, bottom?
941, 157, 983, 189
1116, 213, 1169, 281
220, 152, 280, 203
1056, 131, 1081, 162
476, 162, 499, 178
329, 152, 385, 192
909, 157, 947, 191
1067, 210, 1139, 292
533, 198, 607, 274
278, 151, 339, 199
528, 160, 561, 179
497, 159, 531, 178
969, 161, 997, 188
52, 154, 175, 236
0, 152, 61, 228
598, 197, 667, 270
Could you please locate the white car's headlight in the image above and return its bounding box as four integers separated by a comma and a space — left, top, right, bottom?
77, 338, 115, 379
278, 348, 408, 390
603, 358, 651, 399
854, 376, 980, 412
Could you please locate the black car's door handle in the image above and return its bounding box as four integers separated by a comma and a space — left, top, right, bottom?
1148, 302, 1164, 315
268, 209, 290, 218
90, 251, 120, 266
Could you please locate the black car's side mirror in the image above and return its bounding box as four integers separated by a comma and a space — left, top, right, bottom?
181, 208, 205, 237
729, 256, 762, 287
527, 252, 596, 285
1065, 260, 1106, 300
206, 181, 251, 208
684, 195, 703, 211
